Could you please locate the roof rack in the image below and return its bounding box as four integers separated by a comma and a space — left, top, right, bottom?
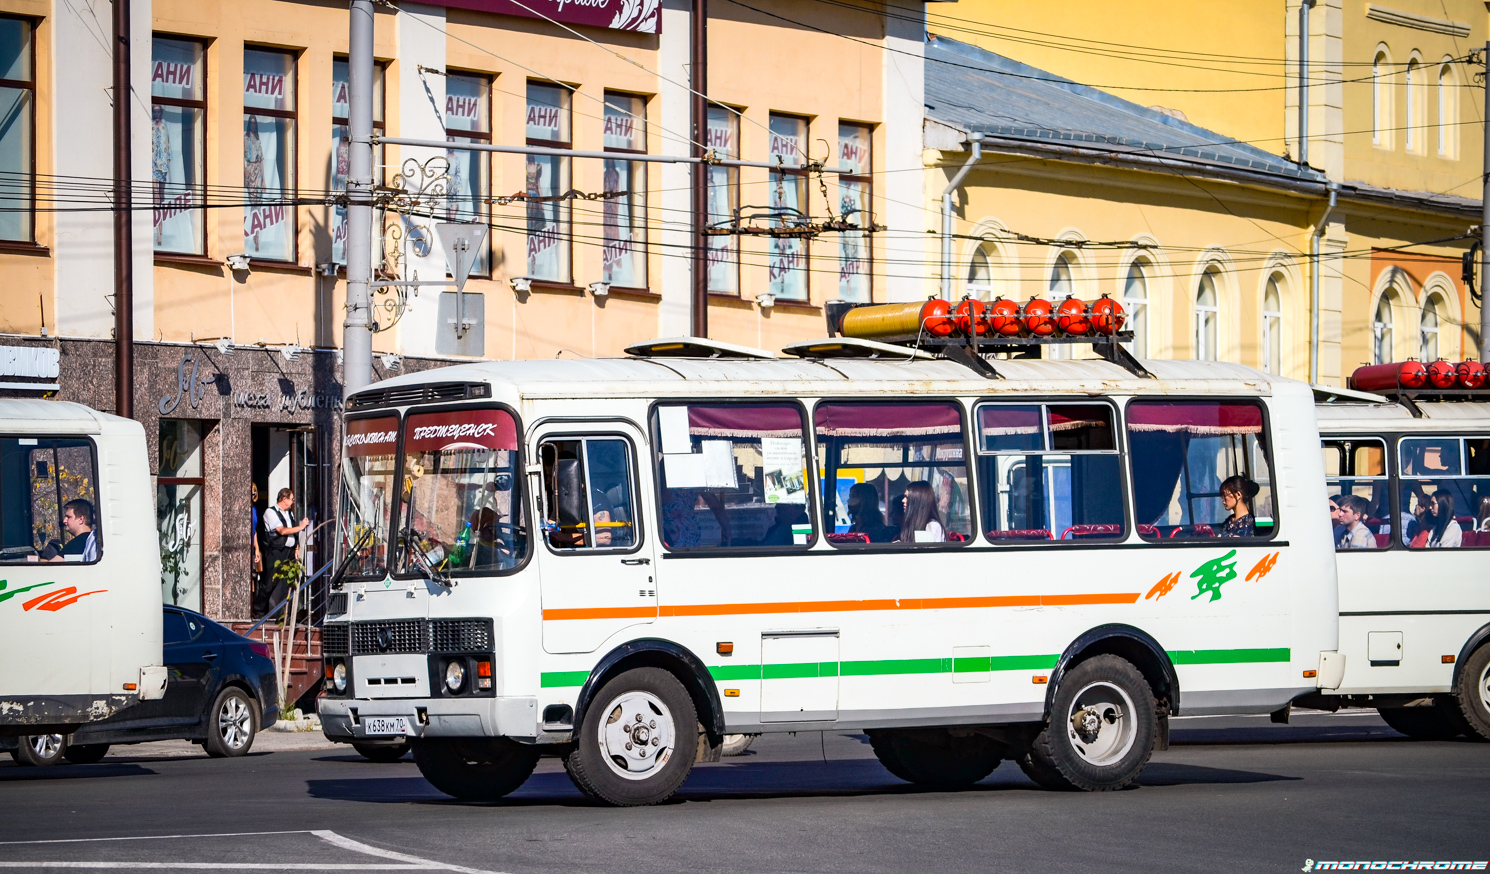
781, 337, 938, 361
624, 337, 776, 360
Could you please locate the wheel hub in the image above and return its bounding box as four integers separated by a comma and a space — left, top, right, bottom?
598, 690, 675, 781
1066, 681, 1136, 767
219, 696, 251, 750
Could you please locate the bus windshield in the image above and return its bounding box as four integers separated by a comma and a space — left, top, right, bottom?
337, 416, 399, 580
396, 408, 528, 576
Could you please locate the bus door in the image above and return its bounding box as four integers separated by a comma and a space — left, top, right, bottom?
532, 423, 656, 654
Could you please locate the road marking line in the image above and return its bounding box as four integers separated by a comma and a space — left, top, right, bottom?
0, 865, 426, 870
0, 833, 313, 846
312, 831, 510, 874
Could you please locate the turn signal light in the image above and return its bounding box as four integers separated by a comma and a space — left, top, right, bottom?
724, 689, 740, 698
1443, 655, 1456, 664
717, 642, 734, 655
122, 683, 137, 691
1302, 670, 1317, 678
1032, 675, 1048, 685
477, 660, 492, 678
325, 664, 335, 680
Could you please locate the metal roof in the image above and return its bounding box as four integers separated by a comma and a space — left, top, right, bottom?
0, 399, 106, 433
924, 35, 1329, 188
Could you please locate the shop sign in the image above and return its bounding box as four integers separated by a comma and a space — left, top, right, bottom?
232, 386, 344, 414
426, 0, 660, 34
0, 345, 60, 379
159, 352, 214, 414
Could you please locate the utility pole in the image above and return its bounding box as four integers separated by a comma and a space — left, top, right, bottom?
112, 0, 133, 418
1482, 42, 1489, 363
690, 0, 708, 338
344, 0, 376, 395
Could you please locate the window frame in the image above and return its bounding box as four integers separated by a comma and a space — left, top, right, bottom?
330, 57, 386, 267
836, 120, 873, 303
813, 396, 975, 550
150, 33, 209, 256
704, 104, 742, 296
525, 79, 573, 285
646, 398, 820, 556
445, 69, 493, 279
242, 45, 299, 264
1123, 259, 1149, 358
1397, 433, 1490, 551
767, 112, 811, 302
1420, 294, 1442, 361
157, 419, 206, 609
536, 432, 645, 556
337, 410, 405, 584
0, 14, 37, 245
1262, 275, 1283, 375
0, 435, 104, 566
973, 398, 1127, 545
1322, 435, 1391, 552
1195, 270, 1219, 361
600, 89, 648, 292
388, 402, 533, 581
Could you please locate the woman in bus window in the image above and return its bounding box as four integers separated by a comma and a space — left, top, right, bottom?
1217, 476, 1259, 537
1426, 491, 1462, 548
897, 481, 945, 543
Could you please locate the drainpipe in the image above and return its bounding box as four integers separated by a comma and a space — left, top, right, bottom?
941, 137, 983, 300
1310, 181, 1340, 384
1299, 0, 1313, 166
112, 0, 133, 417
690, 0, 708, 337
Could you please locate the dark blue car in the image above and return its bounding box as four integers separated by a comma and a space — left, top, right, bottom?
4, 606, 279, 766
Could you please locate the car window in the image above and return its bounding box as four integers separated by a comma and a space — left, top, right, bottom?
162, 611, 191, 645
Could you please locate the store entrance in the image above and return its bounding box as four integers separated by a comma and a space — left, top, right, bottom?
251, 425, 324, 573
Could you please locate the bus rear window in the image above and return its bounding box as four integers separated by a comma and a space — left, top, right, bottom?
1127, 401, 1275, 541
652, 403, 813, 550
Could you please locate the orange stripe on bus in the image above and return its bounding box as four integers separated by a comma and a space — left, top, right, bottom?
541, 592, 1140, 621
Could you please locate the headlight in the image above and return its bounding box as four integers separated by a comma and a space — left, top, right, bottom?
444, 660, 465, 692
332, 662, 347, 693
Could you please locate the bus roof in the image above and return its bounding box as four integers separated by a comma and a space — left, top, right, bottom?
1315, 400, 1490, 431
0, 399, 109, 434
358, 356, 1281, 404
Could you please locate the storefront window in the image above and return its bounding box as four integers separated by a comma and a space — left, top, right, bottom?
526, 81, 571, 283
444, 72, 490, 277
151, 36, 206, 254
767, 113, 808, 301
602, 92, 646, 289
243, 48, 296, 262
837, 122, 871, 302
0, 16, 34, 242
157, 420, 204, 609
337, 416, 398, 580
331, 58, 384, 266
705, 106, 740, 294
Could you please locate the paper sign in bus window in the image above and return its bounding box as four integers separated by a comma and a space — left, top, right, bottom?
762, 437, 806, 504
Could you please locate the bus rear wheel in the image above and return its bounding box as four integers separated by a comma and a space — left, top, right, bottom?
1452, 645, 1490, 741
1378, 699, 1464, 740
1018, 654, 1156, 792
564, 667, 696, 806
869, 729, 1002, 788
411, 737, 540, 801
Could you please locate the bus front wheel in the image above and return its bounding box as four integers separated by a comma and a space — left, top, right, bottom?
1452, 645, 1490, 741
564, 667, 697, 806
869, 729, 1002, 788
411, 738, 540, 801
1018, 654, 1156, 791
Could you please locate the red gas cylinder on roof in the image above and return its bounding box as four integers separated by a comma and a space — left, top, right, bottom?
1426, 360, 1458, 389
953, 298, 989, 336
921, 298, 955, 337
1089, 294, 1126, 336
1022, 297, 1055, 336
1056, 296, 1091, 336
1350, 361, 1428, 391
989, 297, 1022, 336
1457, 360, 1486, 389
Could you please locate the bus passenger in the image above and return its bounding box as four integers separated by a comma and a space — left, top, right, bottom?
1328, 494, 1345, 542
1425, 491, 1462, 549
897, 481, 945, 543
1217, 476, 1260, 537
46, 499, 99, 562
847, 483, 896, 543
1336, 495, 1375, 549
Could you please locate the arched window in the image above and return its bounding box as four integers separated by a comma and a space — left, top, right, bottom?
1438, 63, 1457, 158
1123, 260, 1149, 357
1420, 295, 1442, 360
1373, 294, 1395, 364
1373, 52, 1389, 147
1048, 251, 1077, 358
1195, 270, 1219, 361
1406, 58, 1420, 152
1262, 276, 1283, 374
967, 244, 994, 299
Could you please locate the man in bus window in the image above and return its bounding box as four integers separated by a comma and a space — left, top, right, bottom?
1336, 495, 1375, 550
47, 500, 99, 562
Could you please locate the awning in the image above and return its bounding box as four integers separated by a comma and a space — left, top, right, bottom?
814, 402, 963, 438
1126, 401, 1262, 435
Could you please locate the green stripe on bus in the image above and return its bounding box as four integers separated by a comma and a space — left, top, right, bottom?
1168, 647, 1291, 665
708, 664, 763, 681
763, 661, 840, 679
540, 670, 591, 688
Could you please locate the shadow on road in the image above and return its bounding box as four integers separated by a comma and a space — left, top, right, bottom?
1137, 762, 1300, 786
0, 763, 157, 781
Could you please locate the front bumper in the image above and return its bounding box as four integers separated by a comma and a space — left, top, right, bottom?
318, 695, 557, 742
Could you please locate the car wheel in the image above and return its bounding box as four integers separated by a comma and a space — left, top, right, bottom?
563, 667, 696, 806
1018, 654, 1157, 792
1452, 645, 1490, 741
720, 734, 757, 757
63, 744, 110, 765
203, 687, 258, 758
14, 734, 68, 767
1377, 700, 1463, 740
411, 738, 540, 801
869, 729, 1002, 788
353, 740, 411, 763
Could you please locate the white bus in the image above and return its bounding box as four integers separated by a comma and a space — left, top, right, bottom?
1311, 382, 1490, 740
318, 341, 1342, 805
0, 399, 165, 755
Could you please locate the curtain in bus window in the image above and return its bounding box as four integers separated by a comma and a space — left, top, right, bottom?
0, 438, 101, 564
397, 409, 526, 575
338, 416, 399, 579
977, 404, 1123, 542
1127, 401, 1273, 541
652, 403, 812, 550
1400, 437, 1490, 549
815, 402, 970, 546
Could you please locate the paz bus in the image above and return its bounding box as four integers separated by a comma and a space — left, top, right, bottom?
1308, 361, 1490, 741
318, 297, 1344, 806
0, 399, 165, 757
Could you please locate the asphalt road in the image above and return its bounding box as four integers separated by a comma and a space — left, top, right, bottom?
1, 711, 1486, 874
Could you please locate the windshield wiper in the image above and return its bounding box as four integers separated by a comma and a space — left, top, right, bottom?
407, 539, 454, 589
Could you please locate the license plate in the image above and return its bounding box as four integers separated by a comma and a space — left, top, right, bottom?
363, 716, 412, 736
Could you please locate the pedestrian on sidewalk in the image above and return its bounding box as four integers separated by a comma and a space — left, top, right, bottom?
257, 488, 308, 621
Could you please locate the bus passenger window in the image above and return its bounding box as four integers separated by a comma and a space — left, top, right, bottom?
977, 404, 1123, 543
1401, 437, 1490, 549
816, 402, 971, 546
1127, 401, 1275, 541
1322, 438, 1389, 550
539, 438, 637, 551
651, 403, 813, 550
0, 437, 102, 564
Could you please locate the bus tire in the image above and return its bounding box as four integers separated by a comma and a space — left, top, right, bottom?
1452, 645, 1490, 741
1377, 701, 1463, 740
1019, 654, 1156, 792
353, 740, 411, 763
411, 738, 540, 801
63, 744, 109, 764
720, 734, 757, 757
868, 729, 1001, 788
563, 667, 696, 806
12, 734, 67, 767
203, 688, 258, 758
